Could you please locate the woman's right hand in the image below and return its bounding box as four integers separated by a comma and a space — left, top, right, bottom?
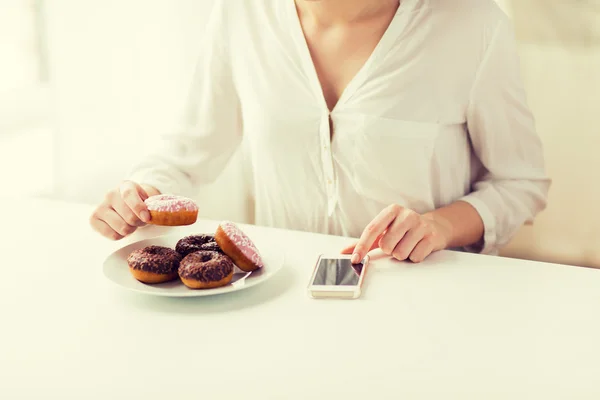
89, 181, 159, 240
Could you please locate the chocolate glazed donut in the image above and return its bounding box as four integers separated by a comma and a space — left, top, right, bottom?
127, 245, 182, 284
175, 234, 223, 257
178, 251, 234, 289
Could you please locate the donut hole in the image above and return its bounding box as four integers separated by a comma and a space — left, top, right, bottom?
144, 246, 168, 255
200, 253, 214, 262
179, 235, 215, 249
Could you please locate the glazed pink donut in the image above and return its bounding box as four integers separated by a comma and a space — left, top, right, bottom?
214, 221, 264, 272
144, 194, 198, 226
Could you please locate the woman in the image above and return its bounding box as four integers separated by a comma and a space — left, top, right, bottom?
90, 0, 550, 263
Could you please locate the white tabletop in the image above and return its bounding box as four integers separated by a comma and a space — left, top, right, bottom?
2, 198, 600, 400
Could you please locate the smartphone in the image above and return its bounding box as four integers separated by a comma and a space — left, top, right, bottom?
307, 254, 370, 299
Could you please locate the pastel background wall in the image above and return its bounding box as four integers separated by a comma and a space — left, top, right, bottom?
499, 1, 600, 267
2, 0, 599, 267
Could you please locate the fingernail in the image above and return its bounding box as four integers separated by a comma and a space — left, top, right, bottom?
351, 253, 360, 263
141, 210, 150, 223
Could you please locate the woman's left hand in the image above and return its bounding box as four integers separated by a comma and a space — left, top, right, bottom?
342, 204, 452, 264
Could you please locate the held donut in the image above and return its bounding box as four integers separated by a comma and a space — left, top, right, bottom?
175, 234, 223, 257
178, 251, 234, 289
144, 194, 198, 226
214, 221, 263, 272
127, 245, 182, 284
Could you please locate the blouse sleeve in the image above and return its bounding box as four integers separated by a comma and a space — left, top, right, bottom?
460, 16, 551, 254
129, 0, 242, 196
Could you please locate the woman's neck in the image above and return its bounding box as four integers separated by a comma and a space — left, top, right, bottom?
295, 0, 399, 27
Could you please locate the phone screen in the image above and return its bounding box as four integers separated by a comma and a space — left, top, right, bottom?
312, 258, 364, 286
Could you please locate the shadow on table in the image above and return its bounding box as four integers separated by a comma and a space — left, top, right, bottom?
114, 266, 296, 315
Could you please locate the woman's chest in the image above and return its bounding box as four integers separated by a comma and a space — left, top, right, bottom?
230, 7, 475, 161
233, 34, 471, 129
299, 13, 398, 112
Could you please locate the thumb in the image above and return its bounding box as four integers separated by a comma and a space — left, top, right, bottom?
120, 181, 151, 223
135, 183, 150, 201
139, 183, 161, 200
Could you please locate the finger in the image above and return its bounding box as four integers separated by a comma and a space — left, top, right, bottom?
409, 236, 435, 263
341, 234, 383, 255
351, 204, 402, 263
392, 222, 428, 261
120, 181, 150, 223
112, 194, 146, 227
341, 245, 354, 255
101, 209, 137, 237
378, 210, 419, 255
90, 215, 124, 241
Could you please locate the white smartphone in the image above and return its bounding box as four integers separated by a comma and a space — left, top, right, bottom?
307, 254, 370, 299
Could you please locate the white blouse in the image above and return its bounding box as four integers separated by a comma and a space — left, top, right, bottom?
130, 0, 551, 254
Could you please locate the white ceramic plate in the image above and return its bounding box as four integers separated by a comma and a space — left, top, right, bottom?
103, 232, 284, 297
